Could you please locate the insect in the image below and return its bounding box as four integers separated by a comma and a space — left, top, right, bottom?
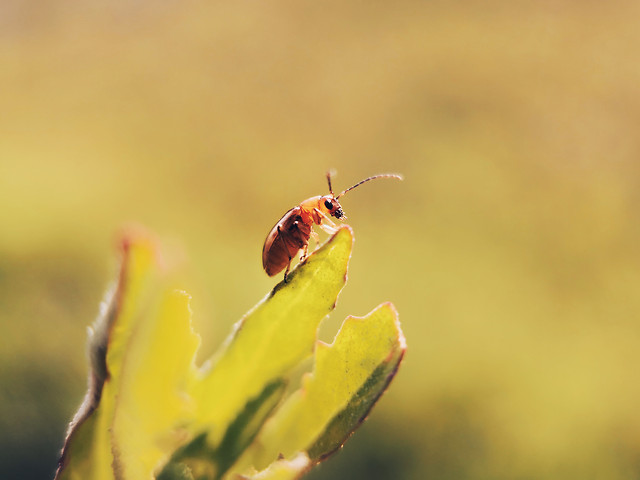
262, 171, 403, 281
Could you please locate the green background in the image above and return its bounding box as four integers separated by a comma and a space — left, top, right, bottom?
2, 1, 639, 479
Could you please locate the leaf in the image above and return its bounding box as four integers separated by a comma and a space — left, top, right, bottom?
228, 303, 405, 476
162, 226, 354, 479
111, 287, 201, 478
163, 379, 287, 480
191, 226, 353, 441
307, 305, 405, 461
55, 225, 406, 480
56, 235, 167, 480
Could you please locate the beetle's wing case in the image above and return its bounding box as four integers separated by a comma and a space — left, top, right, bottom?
262, 207, 296, 272
262, 206, 312, 276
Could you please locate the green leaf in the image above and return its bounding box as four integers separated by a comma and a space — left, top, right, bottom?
110, 287, 201, 478
164, 379, 287, 480
229, 303, 405, 475
190, 226, 353, 443
307, 305, 405, 461
56, 236, 168, 480
55, 225, 405, 480
163, 226, 353, 479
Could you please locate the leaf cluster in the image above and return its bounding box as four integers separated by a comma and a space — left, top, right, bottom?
55, 227, 405, 480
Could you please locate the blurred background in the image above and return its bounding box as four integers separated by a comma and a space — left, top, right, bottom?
2, 1, 640, 478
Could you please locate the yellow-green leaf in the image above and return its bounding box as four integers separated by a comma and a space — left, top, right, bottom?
229, 302, 405, 474
111, 287, 200, 478
190, 226, 353, 446
56, 236, 166, 480
55, 225, 405, 480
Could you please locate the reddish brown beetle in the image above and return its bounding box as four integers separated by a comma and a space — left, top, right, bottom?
262, 171, 403, 281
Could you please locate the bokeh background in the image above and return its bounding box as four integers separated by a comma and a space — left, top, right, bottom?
2, 1, 640, 479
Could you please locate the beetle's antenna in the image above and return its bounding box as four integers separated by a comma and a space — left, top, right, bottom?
326, 170, 336, 196
336, 173, 403, 199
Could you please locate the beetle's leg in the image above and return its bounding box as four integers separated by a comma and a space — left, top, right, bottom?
318, 209, 338, 227
317, 222, 338, 235
310, 229, 320, 250
277, 225, 293, 282
292, 219, 309, 262
296, 220, 310, 262
313, 208, 339, 234
283, 262, 291, 282
300, 242, 309, 262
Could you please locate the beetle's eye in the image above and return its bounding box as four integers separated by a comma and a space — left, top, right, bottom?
324, 199, 333, 210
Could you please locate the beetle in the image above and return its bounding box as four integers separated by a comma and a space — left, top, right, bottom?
262, 171, 403, 281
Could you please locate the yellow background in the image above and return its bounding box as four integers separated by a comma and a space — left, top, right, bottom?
1, 1, 639, 478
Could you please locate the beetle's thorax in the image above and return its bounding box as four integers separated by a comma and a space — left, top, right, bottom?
296, 196, 320, 224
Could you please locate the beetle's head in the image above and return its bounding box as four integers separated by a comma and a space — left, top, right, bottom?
319, 195, 345, 220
